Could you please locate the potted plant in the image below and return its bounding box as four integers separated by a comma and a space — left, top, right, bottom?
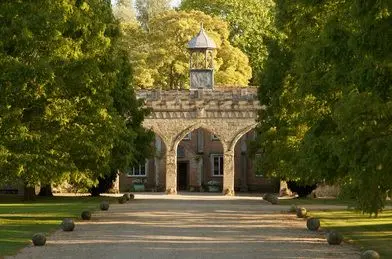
206, 180, 221, 192
131, 178, 146, 192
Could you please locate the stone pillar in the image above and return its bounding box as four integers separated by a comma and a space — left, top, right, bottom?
223, 149, 235, 196
112, 172, 120, 193
165, 150, 177, 194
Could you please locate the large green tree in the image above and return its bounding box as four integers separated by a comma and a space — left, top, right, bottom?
121, 10, 252, 89
252, 0, 392, 215
180, 0, 277, 85
113, 0, 137, 22
0, 0, 152, 197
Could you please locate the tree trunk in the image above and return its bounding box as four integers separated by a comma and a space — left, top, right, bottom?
38, 184, 53, 196
23, 185, 36, 201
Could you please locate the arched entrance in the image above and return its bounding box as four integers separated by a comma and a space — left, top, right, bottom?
176, 127, 224, 192
140, 88, 262, 195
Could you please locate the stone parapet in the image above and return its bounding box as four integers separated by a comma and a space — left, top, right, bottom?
137, 88, 263, 120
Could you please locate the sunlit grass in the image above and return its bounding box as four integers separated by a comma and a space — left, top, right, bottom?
309, 210, 392, 258
0, 195, 117, 257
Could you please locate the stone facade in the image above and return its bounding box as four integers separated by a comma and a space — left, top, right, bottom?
119, 88, 280, 195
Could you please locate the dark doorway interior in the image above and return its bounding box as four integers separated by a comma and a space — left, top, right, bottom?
177, 162, 188, 191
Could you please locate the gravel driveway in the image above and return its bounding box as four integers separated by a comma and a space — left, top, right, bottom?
7, 193, 360, 259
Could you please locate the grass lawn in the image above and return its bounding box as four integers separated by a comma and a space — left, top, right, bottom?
309, 209, 392, 257
279, 198, 392, 257
0, 195, 118, 257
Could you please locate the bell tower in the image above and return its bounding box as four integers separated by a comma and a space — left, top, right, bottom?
187, 24, 217, 89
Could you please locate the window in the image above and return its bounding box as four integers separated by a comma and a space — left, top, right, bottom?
177, 145, 185, 158
127, 162, 147, 177
211, 134, 219, 141
183, 133, 192, 140
211, 154, 223, 176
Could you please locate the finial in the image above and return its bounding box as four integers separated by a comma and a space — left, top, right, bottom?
200, 22, 204, 31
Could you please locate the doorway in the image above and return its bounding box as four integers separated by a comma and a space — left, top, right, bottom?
177, 161, 188, 191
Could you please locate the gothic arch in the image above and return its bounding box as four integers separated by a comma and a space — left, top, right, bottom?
172, 122, 227, 152
228, 124, 258, 151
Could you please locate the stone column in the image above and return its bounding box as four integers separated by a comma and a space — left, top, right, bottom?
165, 150, 177, 194
112, 171, 120, 193
223, 149, 235, 196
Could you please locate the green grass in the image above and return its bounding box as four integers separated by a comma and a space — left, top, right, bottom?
278, 197, 353, 206
0, 195, 117, 257
279, 197, 392, 207
308, 209, 392, 257
279, 198, 392, 257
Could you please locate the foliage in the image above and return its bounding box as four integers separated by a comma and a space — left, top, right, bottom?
132, 178, 147, 184
135, 0, 171, 30
207, 180, 220, 186
0, 1, 153, 193
121, 10, 252, 89
113, 0, 137, 22
252, 0, 392, 215
180, 0, 278, 85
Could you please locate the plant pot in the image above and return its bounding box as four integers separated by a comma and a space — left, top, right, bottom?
133, 184, 145, 192
207, 185, 220, 192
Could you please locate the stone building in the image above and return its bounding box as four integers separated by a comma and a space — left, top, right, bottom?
118, 26, 279, 195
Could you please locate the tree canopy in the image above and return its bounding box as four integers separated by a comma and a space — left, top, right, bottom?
121, 10, 252, 89
251, 0, 392, 215
180, 0, 277, 85
0, 0, 153, 193
135, 0, 171, 30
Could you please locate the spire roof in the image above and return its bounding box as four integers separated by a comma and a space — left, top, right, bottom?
187, 24, 217, 50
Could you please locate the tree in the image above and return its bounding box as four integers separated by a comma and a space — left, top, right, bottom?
135, 0, 171, 30
113, 0, 137, 22
251, 0, 392, 215
0, 0, 153, 198
121, 10, 252, 89
180, 0, 278, 85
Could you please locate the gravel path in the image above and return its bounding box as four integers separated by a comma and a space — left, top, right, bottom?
7, 194, 360, 259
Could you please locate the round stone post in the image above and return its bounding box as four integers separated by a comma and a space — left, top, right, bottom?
223, 149, 235, 196
165, 150, 177, 194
